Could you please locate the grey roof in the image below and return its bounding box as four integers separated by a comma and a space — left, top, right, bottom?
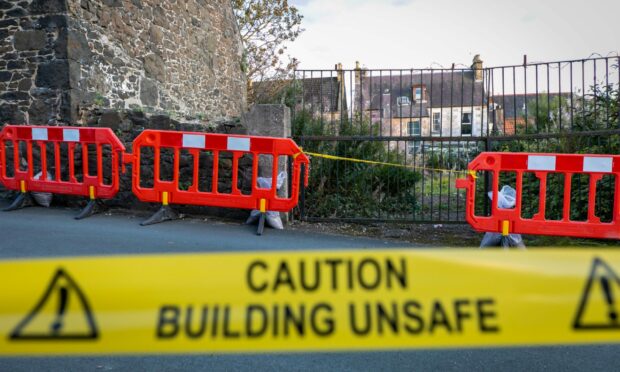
360, 70, 485, 111
299, 76, 342, 112
491, 93, 573, 119
251, 77, 344, 112
389, 104, 429, 118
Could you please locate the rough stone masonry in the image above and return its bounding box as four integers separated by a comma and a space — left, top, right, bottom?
0, 0, 247, 125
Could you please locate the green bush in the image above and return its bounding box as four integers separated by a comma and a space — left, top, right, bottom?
293, 111, 421, 219
479, 83, 619, 222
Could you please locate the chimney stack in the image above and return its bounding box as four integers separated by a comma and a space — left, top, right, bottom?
335, 62, 343, 82
335, 63, 345, 112
472, 54, 483, 81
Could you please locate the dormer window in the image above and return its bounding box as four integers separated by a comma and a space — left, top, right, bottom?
412, 84, 426, 102
415, 87, 422, 100
397, 96, 410, 106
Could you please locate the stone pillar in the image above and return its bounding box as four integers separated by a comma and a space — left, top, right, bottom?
244, 104, 292, 221
245, 104, 291, 138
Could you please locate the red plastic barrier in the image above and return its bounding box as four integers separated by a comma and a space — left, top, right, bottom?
129, 130, 309, 213
455, 152, 620, 239
0, 125, 125, 199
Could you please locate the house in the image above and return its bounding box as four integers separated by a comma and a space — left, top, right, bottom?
353, 56, 494, 153
250, 64, 347, 122
296, 67, 347, 121
491, 93, 574, 134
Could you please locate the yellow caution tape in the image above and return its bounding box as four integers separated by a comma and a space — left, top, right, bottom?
1, 249, 620, 355
303, 151, 468, 174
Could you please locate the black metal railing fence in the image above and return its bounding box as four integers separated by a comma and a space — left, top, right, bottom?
278, 56, 620, 222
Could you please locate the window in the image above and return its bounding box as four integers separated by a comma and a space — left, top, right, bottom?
413, 85, 425, 101
397, 96, 410, 106
407, 120, 421, 154
408, 120, 421, 136
415, 87, 422, 100
461, 112, 472, 135
432, 112, 441, 133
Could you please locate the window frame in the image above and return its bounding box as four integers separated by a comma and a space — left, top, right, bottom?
397, 96, 411, 106
461, 112, 473, 135
408, 119, 421, 136
432, 112, 441, 133
407, 120, 421, 154
412, 84, 425, 101
461, 112, 472, 124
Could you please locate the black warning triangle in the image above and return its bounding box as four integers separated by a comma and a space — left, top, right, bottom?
573, 257, 620, 330
9, 268, 99, 340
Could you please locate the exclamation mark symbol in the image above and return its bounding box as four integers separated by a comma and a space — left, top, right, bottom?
600, 277, 618, 324
51, 286, 68, 335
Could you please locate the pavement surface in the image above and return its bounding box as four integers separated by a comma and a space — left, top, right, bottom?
0, 203, 406, 259
0, 201, 618, 371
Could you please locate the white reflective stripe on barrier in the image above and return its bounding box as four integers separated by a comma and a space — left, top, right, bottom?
528, 155, 556, 171
62, 129, 80, 142
227, 137, 250, 152
182, 134, 205, 149
583, 157, 612, 173
31, 128, 48, 141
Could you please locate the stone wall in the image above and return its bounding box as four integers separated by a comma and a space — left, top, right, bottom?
0, 0, 247, 125
0, 0, 71, 125
68, 0, 246, 121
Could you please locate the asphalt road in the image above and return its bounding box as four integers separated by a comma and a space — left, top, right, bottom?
0, 203, 406, 259
0, 202, 618, 371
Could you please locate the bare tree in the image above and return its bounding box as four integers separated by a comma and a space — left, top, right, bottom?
233, 0, 304, 103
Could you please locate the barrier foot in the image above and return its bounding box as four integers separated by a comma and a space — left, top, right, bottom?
140, 205, 179, 226
75, 200, 104, 220
256, 212, 266, 236
3, 193, 35, 212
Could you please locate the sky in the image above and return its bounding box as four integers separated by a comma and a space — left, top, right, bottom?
287, 0, 620, 70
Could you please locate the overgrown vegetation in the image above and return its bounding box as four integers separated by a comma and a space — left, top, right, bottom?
482, 82, 620, 222
293, 111, 421, 219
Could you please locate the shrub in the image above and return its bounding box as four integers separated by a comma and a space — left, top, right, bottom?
293, 111, 421, 219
